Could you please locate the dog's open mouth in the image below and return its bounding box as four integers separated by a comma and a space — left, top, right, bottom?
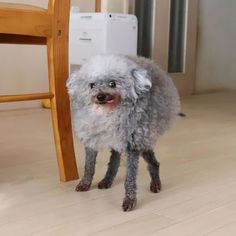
92, 92, 122, 109
94, 93, 116, 105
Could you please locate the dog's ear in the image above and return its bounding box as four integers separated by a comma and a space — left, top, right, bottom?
131, 69, 152, 94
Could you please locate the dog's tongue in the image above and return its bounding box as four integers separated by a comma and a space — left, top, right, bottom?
106, 99, 114, 104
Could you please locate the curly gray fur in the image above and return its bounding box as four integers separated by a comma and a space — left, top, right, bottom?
67, 55, 180, 211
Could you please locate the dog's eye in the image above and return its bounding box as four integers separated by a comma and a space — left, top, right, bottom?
90, 83, 95, 89
108, 81, 116, 88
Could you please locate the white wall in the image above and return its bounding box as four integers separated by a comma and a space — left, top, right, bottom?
0, 0, 95, 110
74, 0, 95, 12
101, 0, 128, 13
196, 0, 236, 92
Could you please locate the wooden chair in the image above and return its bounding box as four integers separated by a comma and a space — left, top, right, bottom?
95, 0, 101, 12
0, 0, 79, 182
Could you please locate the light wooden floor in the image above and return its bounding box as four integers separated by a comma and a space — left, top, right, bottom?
0, 92, 236, 236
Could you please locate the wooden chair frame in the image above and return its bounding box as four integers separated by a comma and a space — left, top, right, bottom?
0, 0, 79, 182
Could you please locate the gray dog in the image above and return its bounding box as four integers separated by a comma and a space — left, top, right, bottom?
67, 55, 180, 211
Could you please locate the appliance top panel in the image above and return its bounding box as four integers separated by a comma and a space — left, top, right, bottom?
70, 12, 137, 23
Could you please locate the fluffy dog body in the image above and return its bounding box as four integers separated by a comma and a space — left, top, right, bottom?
67, 55, 180, 211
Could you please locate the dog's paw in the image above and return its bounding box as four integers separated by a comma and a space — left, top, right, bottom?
150, 179, 162, 193
122, 197, 137, 212
97, 179, 112, 189
75, 182, 91, 192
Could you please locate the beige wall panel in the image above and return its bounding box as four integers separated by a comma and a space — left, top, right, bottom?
196, 0, 236, 92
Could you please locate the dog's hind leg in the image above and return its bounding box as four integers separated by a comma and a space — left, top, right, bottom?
142, 150, 162, 193
122, 148, 140, 212
75, 147, 97, 192
98, 150, 121, 189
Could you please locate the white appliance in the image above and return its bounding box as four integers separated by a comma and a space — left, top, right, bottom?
69, 10, 138, 68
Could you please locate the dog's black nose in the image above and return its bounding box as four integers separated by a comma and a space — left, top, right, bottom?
97, 93, 106, 102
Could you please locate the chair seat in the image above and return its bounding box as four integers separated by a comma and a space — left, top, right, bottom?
0, 2, 52, 37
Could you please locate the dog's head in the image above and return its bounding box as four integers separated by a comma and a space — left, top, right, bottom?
67, 55, 152, 110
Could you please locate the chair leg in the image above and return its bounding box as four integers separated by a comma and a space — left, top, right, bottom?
47, 35, 79, 182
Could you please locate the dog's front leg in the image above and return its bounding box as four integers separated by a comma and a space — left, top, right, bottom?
98, 150, 121, 189
122, 148, 140, 212
75, 147, 97, 192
